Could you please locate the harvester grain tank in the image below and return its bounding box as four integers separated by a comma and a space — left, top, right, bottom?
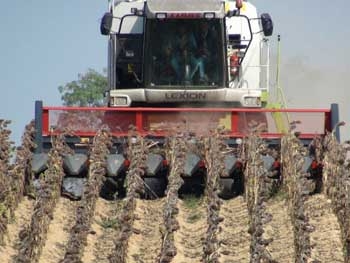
31, 0, 341, 199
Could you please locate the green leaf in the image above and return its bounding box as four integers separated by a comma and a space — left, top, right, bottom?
58, 69, 107, 107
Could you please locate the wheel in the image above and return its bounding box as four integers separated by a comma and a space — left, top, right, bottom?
143, 176, 166, 199
100, 176, 125, 200
218, 178, 235, 199
179, 175, 205, 197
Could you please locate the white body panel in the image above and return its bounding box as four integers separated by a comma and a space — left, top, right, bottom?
110, 1, 144, 34
110, 88, 261, 106
226, 1, 262, 92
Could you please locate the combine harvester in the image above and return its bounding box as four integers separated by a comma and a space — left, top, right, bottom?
31, 0, 340, 199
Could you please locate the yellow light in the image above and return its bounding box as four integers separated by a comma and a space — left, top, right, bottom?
241, 2, 247, 12
80, 137, 90, 144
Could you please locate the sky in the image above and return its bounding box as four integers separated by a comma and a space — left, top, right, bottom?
0, 0, 349, 144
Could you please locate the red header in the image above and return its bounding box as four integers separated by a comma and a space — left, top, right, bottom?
41, 106, 332, 139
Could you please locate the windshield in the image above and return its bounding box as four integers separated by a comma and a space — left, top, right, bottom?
145, 19, 225, 88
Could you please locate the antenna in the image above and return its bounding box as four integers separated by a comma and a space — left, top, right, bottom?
275, 35, 280, 101
276, 35, 291, 123
276, 35, 287, 107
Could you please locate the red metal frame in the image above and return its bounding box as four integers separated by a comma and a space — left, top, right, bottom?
43, 106, 331, 113
41, 106, 332, 139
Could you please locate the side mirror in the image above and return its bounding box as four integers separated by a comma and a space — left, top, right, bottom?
260, 13, 273, 37
100, 12, 113, 35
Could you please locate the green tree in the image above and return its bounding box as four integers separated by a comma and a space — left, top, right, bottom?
58, 69, 107, 106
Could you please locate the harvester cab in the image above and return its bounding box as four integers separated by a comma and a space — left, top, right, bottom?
100, 0, 273, 108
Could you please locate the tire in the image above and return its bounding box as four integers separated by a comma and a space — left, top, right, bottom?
179, 176, 205, 197
100, 176, 125, 200
143, 176, 166, 199
218, 178, 235, 199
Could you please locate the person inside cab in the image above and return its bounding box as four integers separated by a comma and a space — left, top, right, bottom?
194, 21, 218, 83
157, 41, 177, 84
170, 24, 207, 84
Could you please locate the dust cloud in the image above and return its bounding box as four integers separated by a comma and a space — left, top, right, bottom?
274, 56, 350, 141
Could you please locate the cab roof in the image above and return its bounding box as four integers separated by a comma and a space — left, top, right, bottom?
145, 0, 225, 18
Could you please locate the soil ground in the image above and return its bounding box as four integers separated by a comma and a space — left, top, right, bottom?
126, 198, 165, 263
82, 198, 122, 263
0, 197, 35, 263
264, 196, 295, 262
0, 193, 345, 263
38, 198, 77, 263
306, 194, 344, 262
218, 196, 250, 263
172, 198, 207, 263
